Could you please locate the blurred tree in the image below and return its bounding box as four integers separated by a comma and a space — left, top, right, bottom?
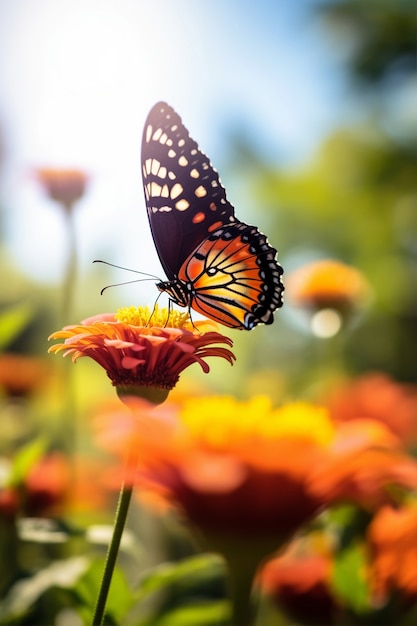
318, 0, 416, 86
220, 1, 417, 387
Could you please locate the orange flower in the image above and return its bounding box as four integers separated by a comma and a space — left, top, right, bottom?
48, 306, 235, 402
94, 396, 417, 622
0, 353, 49, 398
326, 372, 417, 446
34, 167, 88, 210
368, 502, 417, 606
259, 535, 340, 626
286, 259, 370, 315
95, 398, 336, 538
310, 447, 417, 511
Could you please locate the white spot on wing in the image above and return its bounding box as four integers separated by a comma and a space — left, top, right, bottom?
190, 169, 199, 178
151, 159, 160, 175
145, 158, 152, 174
152, 128, 162, 141
176, 199, 190, 211
168, 149, 176, 158
170, 183, 183, 199
150, 182, 162, 197
195, 185, 207, 198
178, 155, 188, 167
145, 124, 152, 143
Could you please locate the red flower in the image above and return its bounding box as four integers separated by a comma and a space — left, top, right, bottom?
259, 536, 340, 626
48, 306, 235, 403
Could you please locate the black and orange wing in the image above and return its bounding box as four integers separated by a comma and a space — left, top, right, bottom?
178, 223, 284, 329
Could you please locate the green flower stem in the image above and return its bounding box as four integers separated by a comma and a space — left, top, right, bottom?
196, 530, 288, 626
91, 461, 135, 625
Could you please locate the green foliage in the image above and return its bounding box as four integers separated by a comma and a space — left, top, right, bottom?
6, 438, 47, 487
138, 601, 230, 626
133, 554, 228, 624
0, 302, 35, 352
331, 542, 371, 614
75, 559, 134, 625
0, 556, 91, 624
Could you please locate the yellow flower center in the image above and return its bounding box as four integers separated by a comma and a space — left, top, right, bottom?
180, 397, 334, 449
115, 304, 193, 330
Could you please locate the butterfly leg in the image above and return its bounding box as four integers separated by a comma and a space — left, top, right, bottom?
147, 292, 164, 327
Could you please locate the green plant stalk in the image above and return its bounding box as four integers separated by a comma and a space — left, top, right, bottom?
91, 476, 134, 625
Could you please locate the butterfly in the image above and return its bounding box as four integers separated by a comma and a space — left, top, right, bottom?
141, 101, 284, 330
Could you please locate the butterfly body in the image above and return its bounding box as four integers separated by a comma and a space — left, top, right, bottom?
142, 102, 284, 329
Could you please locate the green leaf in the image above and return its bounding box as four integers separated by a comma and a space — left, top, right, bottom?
331, 542, 371, 613
75, 559, 134, 623
135, 554, 225, 604
0, 556, 90, 623
0, 302, 35, 350
8, 437, 48, 486
140, 600, 230, 626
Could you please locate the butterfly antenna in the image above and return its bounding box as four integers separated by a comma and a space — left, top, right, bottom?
100, 278, 157, 295
93, 259, 161, 281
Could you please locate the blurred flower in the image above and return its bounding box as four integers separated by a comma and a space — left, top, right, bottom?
0, 452, 115, 522
95, 397, 338, 623
258, 534, 340, 626
0, 487, 19, 521
326, 372, 417, 446
94, 395, 417, 622
0, 453, 70, 520
286, 259, 370, 328
24, 452, 71, 517
34, 167, 88, 211
368, 502, 417, 607
131, 398, 336, 537
0, 353, 49, 398
48, 306, 235, 404
311, 446, 417, 511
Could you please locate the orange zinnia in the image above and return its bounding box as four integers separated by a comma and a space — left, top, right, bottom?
34, 167, 89, 211
368, 502, 417, 607
94, 398, 338, 554
48, 306, 235, 402
286, 259, 370, 314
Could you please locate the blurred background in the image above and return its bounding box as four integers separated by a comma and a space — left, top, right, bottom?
0, 0, 416, 623
1, 0, 415, 393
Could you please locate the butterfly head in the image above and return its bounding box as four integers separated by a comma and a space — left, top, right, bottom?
156, 279, 191, 309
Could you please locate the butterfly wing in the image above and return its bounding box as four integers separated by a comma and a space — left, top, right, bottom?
178, 223, 283, 329
141, 101, 235, 280
141, 101, 284, 329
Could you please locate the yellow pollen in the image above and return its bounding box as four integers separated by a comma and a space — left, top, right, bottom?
115, 304, 193, 330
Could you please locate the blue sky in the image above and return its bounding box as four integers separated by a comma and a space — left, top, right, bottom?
0, 0, 346, 294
